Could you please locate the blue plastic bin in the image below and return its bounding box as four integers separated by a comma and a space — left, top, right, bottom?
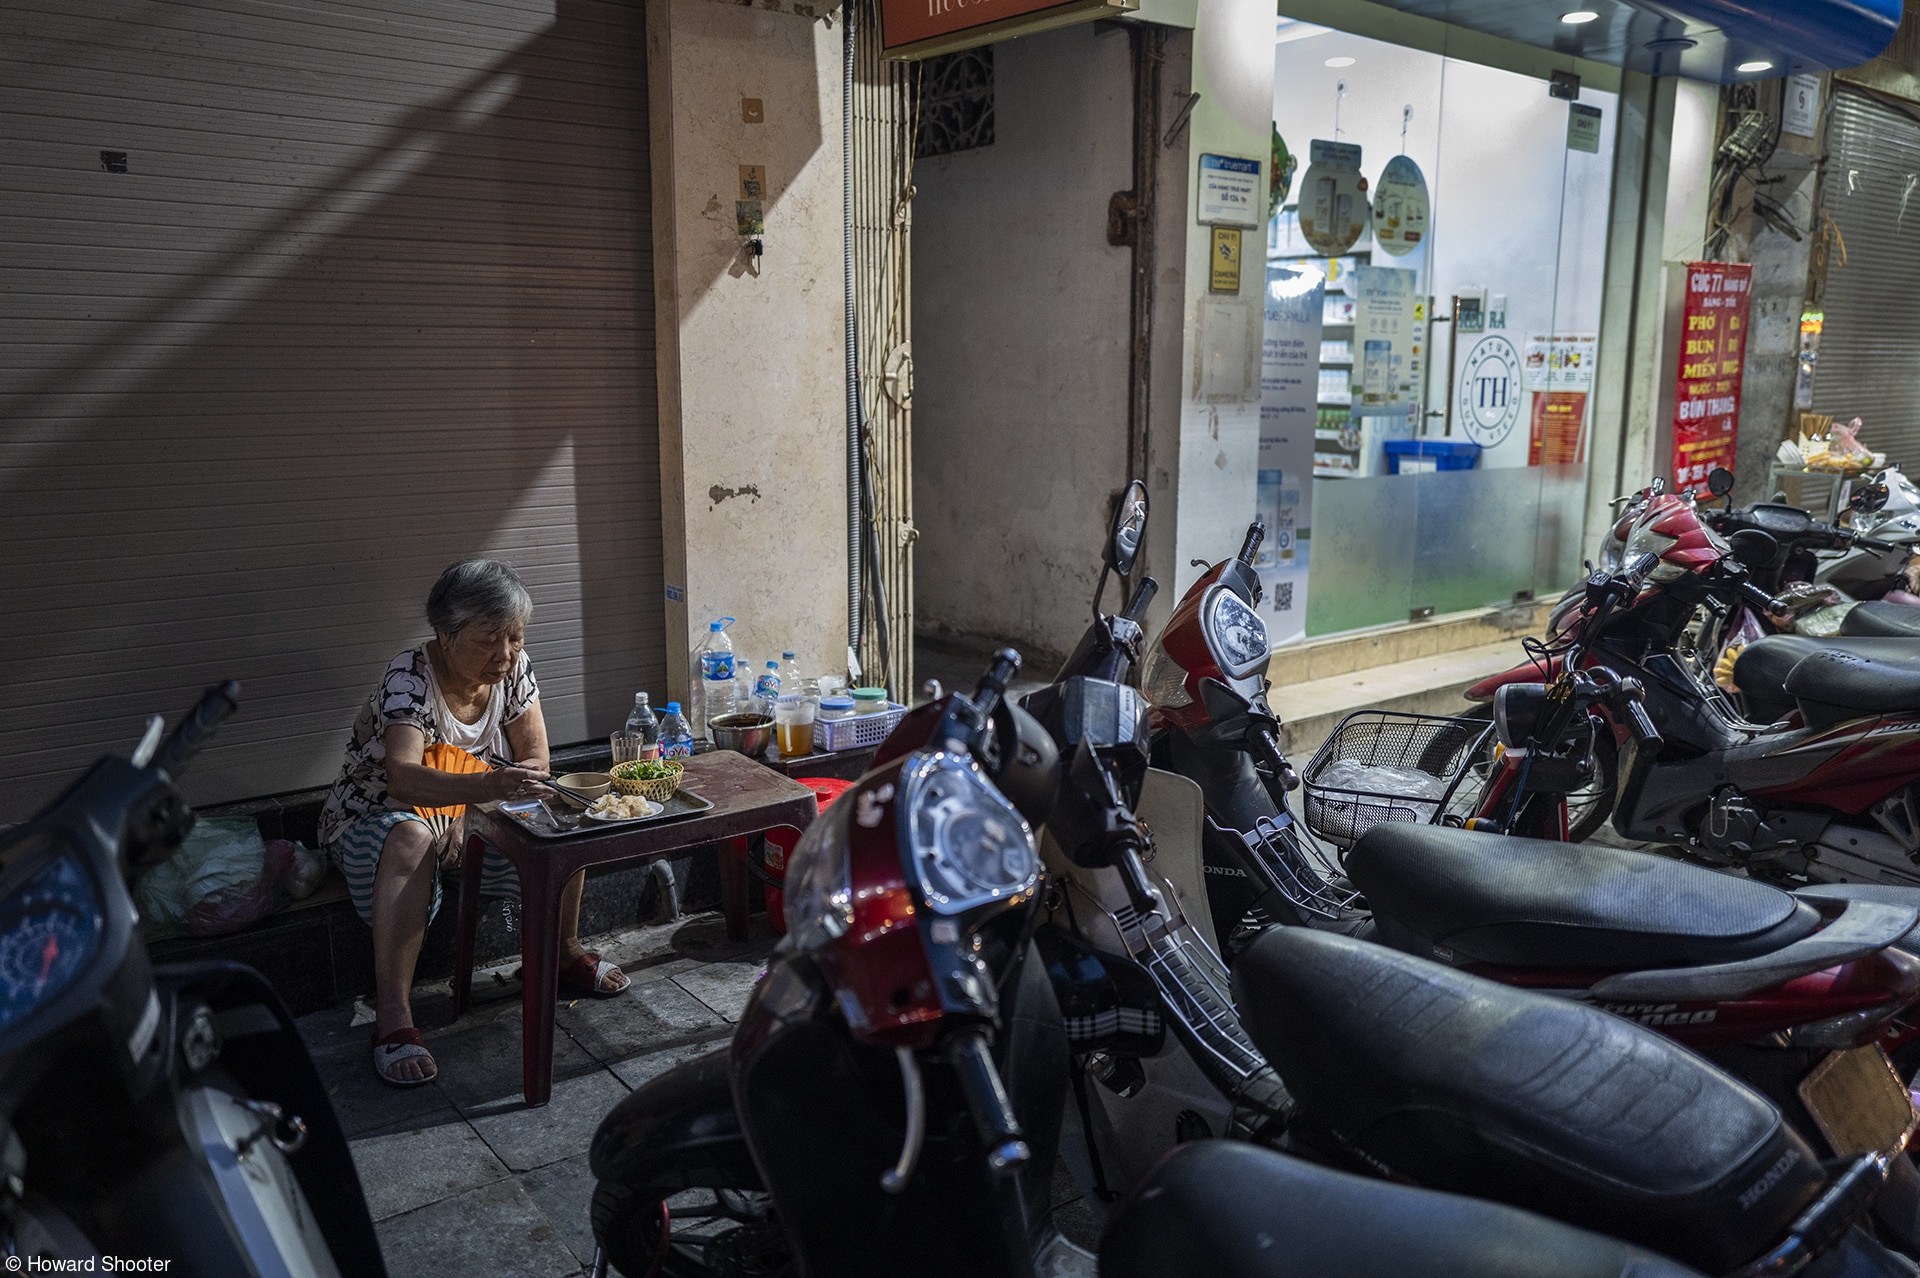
1383, 439, 1481, 475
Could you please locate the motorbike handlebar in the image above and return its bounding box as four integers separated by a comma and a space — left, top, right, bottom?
1856, 535, 1900, 554
1249, 726, 1301, 792
1121, 575, 1159, 625
1237, 518, 1265, 567
1736, 578, 1790, 618
946, 1029, 1029, 1177
153, 681, 241, 779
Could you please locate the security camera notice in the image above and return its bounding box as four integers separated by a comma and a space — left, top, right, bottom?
7, 1259, 172, 1272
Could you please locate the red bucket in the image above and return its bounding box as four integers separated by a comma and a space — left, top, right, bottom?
764, 777, 854, 936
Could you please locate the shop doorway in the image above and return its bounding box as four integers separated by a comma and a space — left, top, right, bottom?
1260, 20, 1617, 640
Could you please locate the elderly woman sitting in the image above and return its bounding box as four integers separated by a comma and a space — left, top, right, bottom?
317, 558, 630, 1087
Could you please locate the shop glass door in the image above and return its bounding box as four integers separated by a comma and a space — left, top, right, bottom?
1263, 19, 1615, 639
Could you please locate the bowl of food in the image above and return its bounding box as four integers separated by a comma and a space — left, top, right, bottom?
547, 771, 612, 810
611, 758, 684, 803
709, 713, 775, 759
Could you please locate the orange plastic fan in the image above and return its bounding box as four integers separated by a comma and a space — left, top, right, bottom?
414, 742, 491, 838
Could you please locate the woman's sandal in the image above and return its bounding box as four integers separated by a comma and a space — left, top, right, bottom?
557, 951, 630, 998
372, 1026, 438, 1089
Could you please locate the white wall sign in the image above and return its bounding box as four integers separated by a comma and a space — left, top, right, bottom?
1457, 335, 1523, 446
1258, 262, 1325, 643
1783, 74, 1821, 138
1521, 333, 1597, 391
1567, 102, 1603, 154
1298, 139, 1369, 256
1372, 154, 1429, 257
1353, 265, 1422, 411
1198, 154, 1263, 227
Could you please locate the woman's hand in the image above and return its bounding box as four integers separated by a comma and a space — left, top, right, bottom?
483, 766, 550, 802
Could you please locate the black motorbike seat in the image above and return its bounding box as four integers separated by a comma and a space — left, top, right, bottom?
1100, 1140, 1704, 1278
1734, 634, 1920, 724
1841, 600, 1920, 639
1232, 928, 1823, 1273
1346, 824, 1820, 970
1784, 645, 1920, 729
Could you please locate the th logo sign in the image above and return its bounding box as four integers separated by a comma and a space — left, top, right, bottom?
1458, 335, 1521, 447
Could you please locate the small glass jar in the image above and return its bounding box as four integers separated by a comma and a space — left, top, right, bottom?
851, 687, 889, 715
817, 696, 857, 722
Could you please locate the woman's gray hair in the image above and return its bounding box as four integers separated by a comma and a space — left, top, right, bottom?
427, 559, 534, 640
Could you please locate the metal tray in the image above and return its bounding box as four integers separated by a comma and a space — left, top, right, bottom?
495, 788, 715, 839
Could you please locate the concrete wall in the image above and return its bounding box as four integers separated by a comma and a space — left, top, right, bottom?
648, 0, 850, 695
912, 24, 1140, 666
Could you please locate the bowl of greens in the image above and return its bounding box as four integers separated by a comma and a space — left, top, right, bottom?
611, 758, 684, 803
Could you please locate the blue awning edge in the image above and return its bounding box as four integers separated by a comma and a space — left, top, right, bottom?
1368, 0, 1902, 82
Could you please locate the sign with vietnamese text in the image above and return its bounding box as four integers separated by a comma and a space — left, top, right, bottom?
879, 0, 1134, 59
1258, 262, 1326, 644
1530, 391, 1588, 465
1671, 261, 1751, 495
1198, 154, 1263, 227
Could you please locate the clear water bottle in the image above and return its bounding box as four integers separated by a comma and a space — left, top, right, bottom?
659, 702, 695, 759
625, 693, 660, 759
781, 651, 802, 690
692, 617, 737, 741
754, 660, 782, 702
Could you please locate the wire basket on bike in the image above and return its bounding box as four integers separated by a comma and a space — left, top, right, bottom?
1301, 710, 1493, 847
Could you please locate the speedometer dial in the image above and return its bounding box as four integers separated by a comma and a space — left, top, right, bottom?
0, 857, 102, 1036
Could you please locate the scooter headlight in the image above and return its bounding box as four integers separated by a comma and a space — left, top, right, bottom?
899, 751, 1037, 915
783, 795, 856, 950
1203, 586, 1270, 680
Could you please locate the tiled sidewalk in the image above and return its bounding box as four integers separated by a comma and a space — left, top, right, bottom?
297, 911, 770, 1277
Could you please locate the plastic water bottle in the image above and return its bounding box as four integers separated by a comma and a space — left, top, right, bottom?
659, 703, 695, 759
781, 651, 802, 690
625, 693, 660, 759
754, 660, 782, 702
692, 618, 737, 740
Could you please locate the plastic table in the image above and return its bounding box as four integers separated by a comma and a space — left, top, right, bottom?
452, 750, 818, 1105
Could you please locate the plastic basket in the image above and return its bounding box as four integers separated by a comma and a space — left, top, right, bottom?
1383, 439, 1481, 475
611, 760, 683, 803
1300, 710, 1492, 846
816, 702, 908, 753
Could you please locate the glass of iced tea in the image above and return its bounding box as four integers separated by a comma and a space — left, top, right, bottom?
773, 694, 816, 758
610, 731, 645, 766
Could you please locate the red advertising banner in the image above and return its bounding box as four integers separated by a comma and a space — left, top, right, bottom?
1529, 391, 1588, 466
879, 0, 1119, 55
1671, 261, 1752, 496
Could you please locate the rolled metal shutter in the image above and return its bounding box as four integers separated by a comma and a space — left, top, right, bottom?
0, 0, 663, 816
1815, 88, 1920, 471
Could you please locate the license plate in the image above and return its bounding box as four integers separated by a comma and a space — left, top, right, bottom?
1797, 1045, 1917, 1158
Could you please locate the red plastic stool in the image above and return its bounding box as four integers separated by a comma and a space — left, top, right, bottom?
762, 777, 855, 935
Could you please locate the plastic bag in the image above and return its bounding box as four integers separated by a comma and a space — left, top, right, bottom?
135, 816, 325, 940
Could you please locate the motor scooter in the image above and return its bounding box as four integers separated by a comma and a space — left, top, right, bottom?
1133, 512, 1920, 1201
0, 683, 388, 1276
588, 652, 1894, 1277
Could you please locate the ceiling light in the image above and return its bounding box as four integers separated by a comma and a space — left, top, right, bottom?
1324, 56, 1356, 67
1737, 59, 1774, 73
1560, 10, 1599, 23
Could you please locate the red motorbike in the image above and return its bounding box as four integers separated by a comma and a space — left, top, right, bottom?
1137, 511, 1920, 1215
587, 651, 1909, 1277
1462, 480, 1920, 893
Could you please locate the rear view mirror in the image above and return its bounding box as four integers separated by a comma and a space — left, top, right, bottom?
1729, 528, 1778, 568
1104, 481, 1149, 577
1706, 467, 1734, 498
1851, 481, 1890, 514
